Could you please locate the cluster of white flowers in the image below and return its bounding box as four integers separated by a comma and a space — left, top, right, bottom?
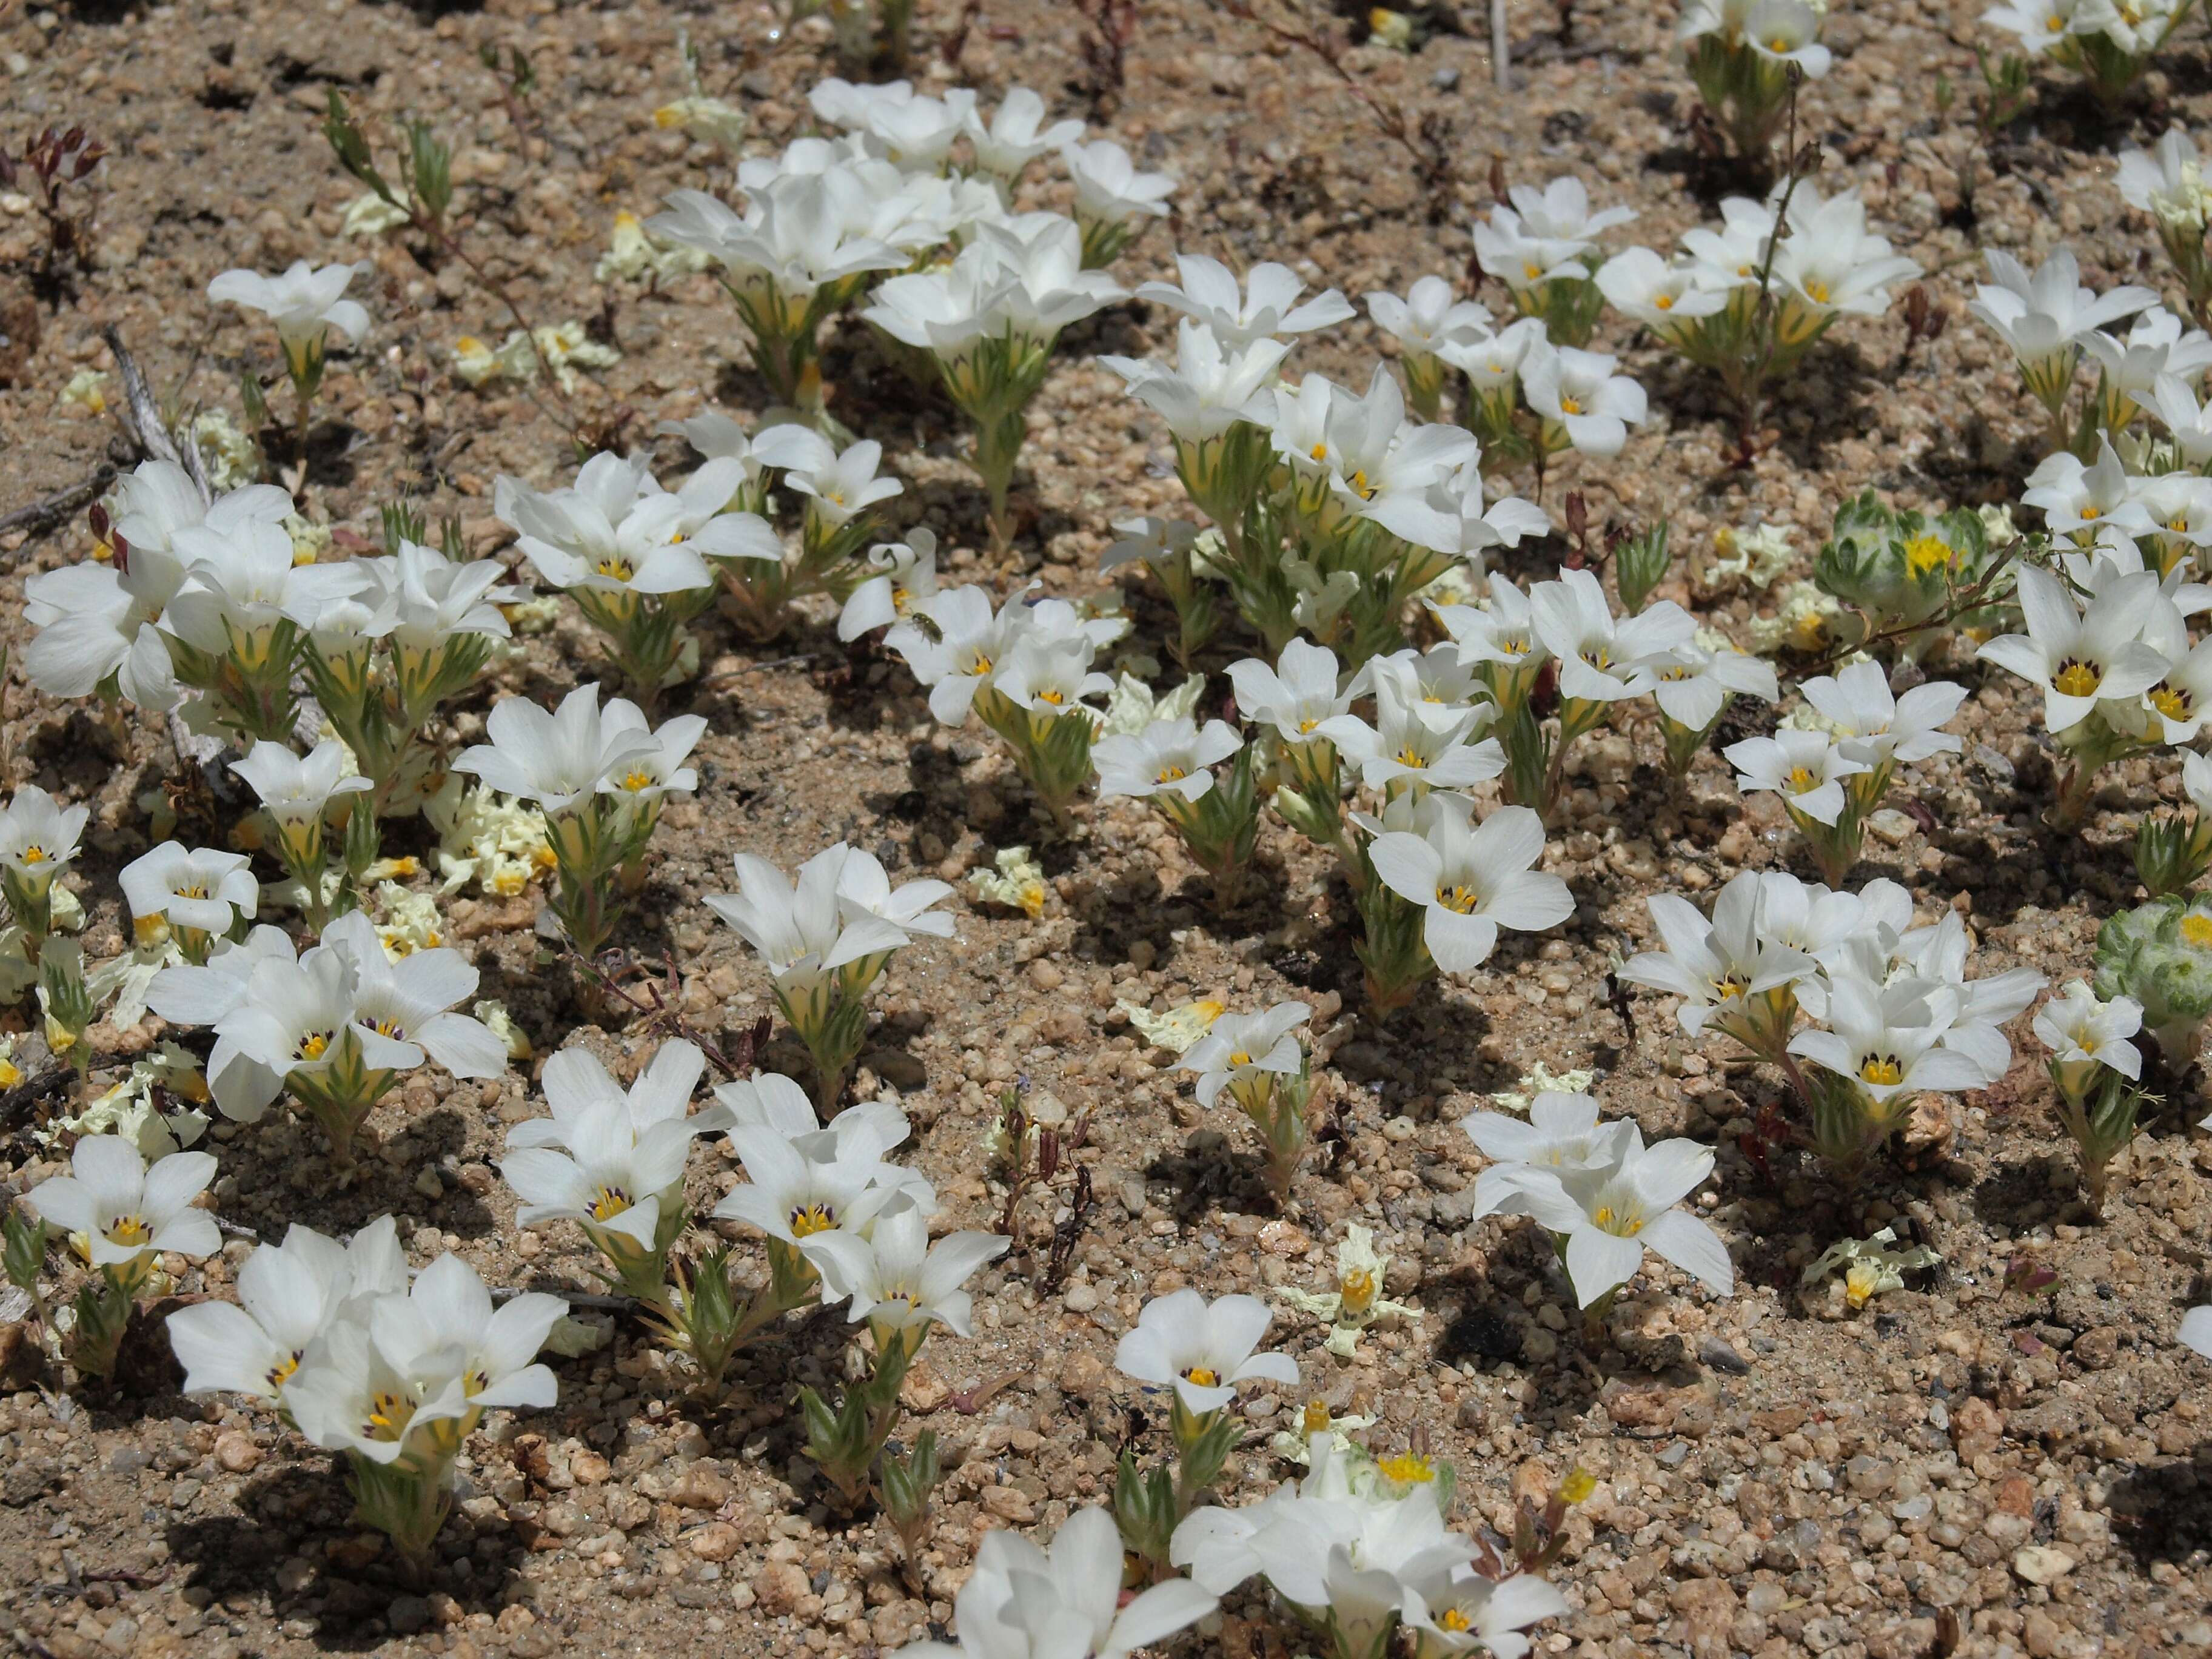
1600, 183, 1920, 412
1173, 1431, 1566, 1659
1466, 1090, 1732, 1312
1621, 870, 2042, 1170
644, 78, 1169, 526
167, 1217, 566, 1561
146, 910, 504, 1160
1678, 0, 1831, 157
1725, 658, 1964, 880
1983, 0, 2190, 104
880, 582, 1128, 818
707, 841, 954, 1108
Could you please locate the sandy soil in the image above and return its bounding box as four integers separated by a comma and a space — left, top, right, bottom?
0, 2, 2208, 1658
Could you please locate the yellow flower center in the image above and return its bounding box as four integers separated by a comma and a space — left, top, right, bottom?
1558, 394, 1583, 416
1523, 261, 1542, 280
174, 882, 209, 900
1903, 534, 1951, 578
1036, 688, 1065, 705
1302, 1399, 1332, 1436
1786, 765, 1819, 793
1228, 1050, 1253, 1067
621, 768, 656, 791
1858, 1054, 1904, 1087
789, 1202, 836, 1237
595, 555, 635, 582
1499, 635, 1529, 655
266, 1352, 301, 1391
1803, 278, 1831, 303
364, 1390, 412, 1438
2080, 504, 2102, 520
1156, 763, 1189, 783
591, 1185, 632, 1221
1182, 1365, 1220, 1388
1298, 717, 1320, 732
1378, 1450, 1436, 1484
2053, 658, 2102, 698
1592, 1204, 1643, 1235
1348, 468, 1374, 498
1435, 882, 1480, 914
2046, 12, 2062, 26
1439, 1609, 1472, 1632
1660, 665, 1696, 682
297, 1031, 332, 1062
1309, 441, 1329, 463
1768, 33, 1792, 49
21, 846, 49, 865
2151, 684, 2193, 721
1340, 1266, 1376, 1315
372, 1017, 406, 1038
109, 1215, 150, 1247
1582, 646, 1612, 670
1394, 746, 1427, 769
968, 651, 994, 675
1654, 293, 1675, 311
1712, 973, 1749, 1000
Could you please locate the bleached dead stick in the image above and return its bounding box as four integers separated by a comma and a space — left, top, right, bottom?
1492, 0, 1510, 90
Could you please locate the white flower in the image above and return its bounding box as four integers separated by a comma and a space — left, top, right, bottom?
1982, 0, 2076, 52
1967, 248, 2156, 385
321, 911, 508, 1079
452, 683, 661, 814
1368, 800, 1574, 973
496, 452, 776, 596
966, 86, 1084, 181
757, 428, 904, 529
885, 585, 1035, 726
2119, 128, 2212, 230
144, 925, 297, 1121
1740, 0, 1831, 72
1724, 727, 1867, 825
1320, 657, 1502, 792
119, 843, 258, 941
1595, 246, 1731, 336
1788, 970, 1992, 1102
1975, 564, 2171, 735
647, 174, 905, 308
1103, 319, 1291, 442
1114, 1287, 1299, 1412
501, 1041, 719, 1255
159, 518, 372, 660
1461, 1090, 1640, 1222
167, 1216, 406, 1403
22, 465, 289, 707
1227, 639, 1353, 743
286, 1254, 565, 1465
1507, 1131, 1732, 1306
802, 1202, 1008, 1336
1406, 1564, 1569, 1659
1436, 316, 1548, 392
1182, 1002, 1310, 1107
230, 739, 372, 831
1475, 176, 1634, 287
706, 842, 947, 1010
1366, 276, 1493, 355
0, 785, 90, 886
1615, 877, 1816, 1042
1093, 717, 1243, 802
2034, 980, 2144, 1097
2083, 307, 2212, 424
1060, 138, 1178, 227
1529, 568, 1695, 702
1521, 343, 1647, 457
1798, 661, 1966, 770
377, 539, 518, 649
906, 1507, 1216, 1659
2021, 437, 2155, 540
1798, 1225, 1941, 1310
207, 260, 370, 347
1136, 252, 1355, 349
712, 1113, 915, 1250
2182, 1305, 2212, 1360
27, 1135, 220, 1270
838, 530, 941, 641
1646, 640, 1778, 732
